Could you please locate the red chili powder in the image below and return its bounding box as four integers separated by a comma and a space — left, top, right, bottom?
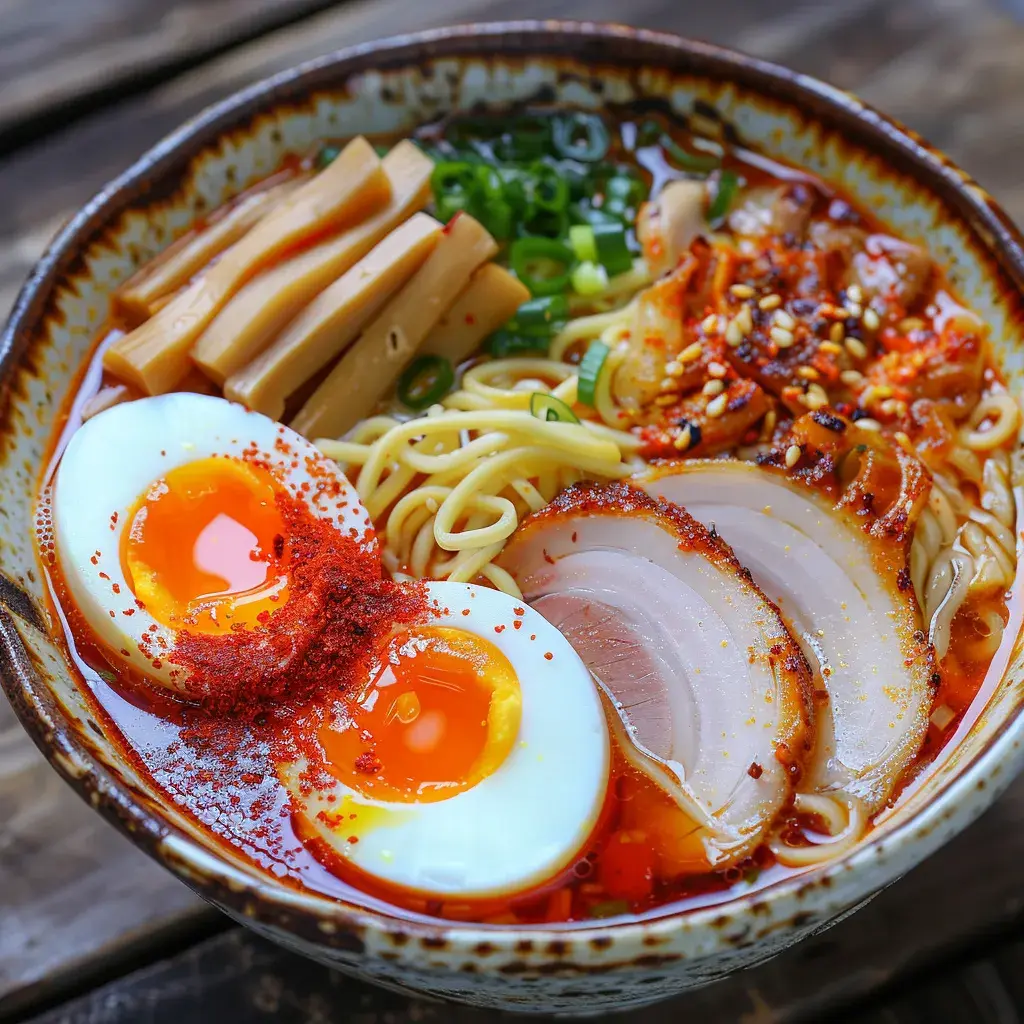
159, 486, 427, 719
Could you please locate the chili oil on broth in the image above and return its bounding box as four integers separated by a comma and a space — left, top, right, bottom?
36, 106, 1021, 925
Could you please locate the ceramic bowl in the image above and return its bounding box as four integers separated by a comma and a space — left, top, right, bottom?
2, 22, 1024, 1016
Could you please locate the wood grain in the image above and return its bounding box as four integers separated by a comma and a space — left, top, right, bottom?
0, 0, 349, 141
1, 0, 1023, 1018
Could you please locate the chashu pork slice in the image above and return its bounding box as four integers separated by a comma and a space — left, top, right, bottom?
638, 460, 934, 814
498, 481, 811, 869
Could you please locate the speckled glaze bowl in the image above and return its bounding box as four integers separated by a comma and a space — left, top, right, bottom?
3, 22, 1024, 1016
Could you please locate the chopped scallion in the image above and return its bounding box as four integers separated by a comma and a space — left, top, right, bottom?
571, 260, 609, 297
513, 295, 570, 330
592, 222, 633, 276
569, 224, 598, 263
552, 113, 611, 163
577, 341, 610, 406
509, 237, 575, 297
396, 356, 454, 410
530, 392, 580, 424
708, 169, 739, 226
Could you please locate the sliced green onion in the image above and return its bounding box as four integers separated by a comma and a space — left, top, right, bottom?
569, 200, 623, 228
661, 134, 721, 173
479, 198, 514, 241
592, 222, 633, 276
569, 225, 598, 263
435, 193, 472, 223
552, 113, 611, 162
577, 341, 610, 407
510, 237, 575, 297
431, 161, 478, 196
519, 208, 570, 240
396, 355, 454, 410
601, 173, 648, 219
528, 162, 570, 213
486, 330, 550, 358
314, 144, 341, 170
497, 117, 551, 161
571, 260, 609, 297
530, 392, 580, 424
513, 295, 570, 330
708, 169, 739, 226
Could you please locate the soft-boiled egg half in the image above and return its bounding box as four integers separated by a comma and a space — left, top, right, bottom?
281, 581, 610, 900
51, 392, 372, 692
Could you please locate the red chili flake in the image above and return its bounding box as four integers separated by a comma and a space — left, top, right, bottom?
461, 608, 471, 616
571, 531, 578, 543
109, 512, 119, 529
354, 752, 382, 774
89, 555, 98, 565
112, 583, 121, 595
122, 608, 135, 616
530, 634, 536, 641
494, 624, 506, 634
166, 484, 427, 718
544, 652, 553, 661
347, 836, 359, 844
98, 572, 110, 580
543, 549, 555, 565
513, 607, 525, 616
513, 621, 522, 630
747, 762, 764, 780
464, 313, 476, 326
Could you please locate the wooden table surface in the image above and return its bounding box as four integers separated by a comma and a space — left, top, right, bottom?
2, 1, 1024, 1021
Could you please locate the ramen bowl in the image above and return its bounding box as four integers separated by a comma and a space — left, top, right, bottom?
2, 22, 1023, 1016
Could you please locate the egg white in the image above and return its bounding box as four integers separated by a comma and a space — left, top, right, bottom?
51, 393, 373, 691
281, 581, 610, 900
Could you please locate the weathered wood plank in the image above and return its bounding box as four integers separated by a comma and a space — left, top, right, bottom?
2, 0, 1024, 1018
18, 779, 1024, 1024
0, 0, 349, 141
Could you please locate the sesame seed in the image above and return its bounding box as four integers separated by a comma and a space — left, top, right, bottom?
706, 393, 728, 418
834, 306, 853, 320
847, 303, 863, 318
654, 394, 676, 407
818, 341, 844, 356
759, 293, 782, 311
665, 360, 685, 378
763, 409, 777, 434
770, 326, 795, 348
659, 377, 679, 392
701, 313, 720, 334
730, 283, 755, 299
846, 284, 864, 305
829, 321, 845, 345
862, 307, 880, 331
725, 320, 744, 347
845, 337, 868, 360
900, 316, 926, 334
680, 341, 703, 364
840, 369, 864, 387
856, 417, 882, 432
774, 309, 796, 331
785, 444, 802, 469
674, 426, 693, 451
880, 398, 906, 417
804, 391, 828, 411
703, 379, 725, 397
894, 430, 913, 449
796, 366, 819, 381
735, 304, 754, 333
808, 383, 829, 401
708, 360, 728, 378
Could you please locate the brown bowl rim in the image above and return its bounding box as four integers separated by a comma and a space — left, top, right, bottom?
2, 19, 1024, 957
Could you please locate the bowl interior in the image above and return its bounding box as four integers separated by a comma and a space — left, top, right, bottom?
3, 24, 1024, 963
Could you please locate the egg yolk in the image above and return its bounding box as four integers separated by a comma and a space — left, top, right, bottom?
121, 456, 289, 634
321, 626, 523, 803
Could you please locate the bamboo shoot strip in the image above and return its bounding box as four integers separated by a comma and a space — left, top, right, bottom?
191, 142, 435, 385
104, 137, 390, 394
114, 176, 305, 321
224, 214, 443, 419
421, 264, 530, 365
292, 214, 498, 439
